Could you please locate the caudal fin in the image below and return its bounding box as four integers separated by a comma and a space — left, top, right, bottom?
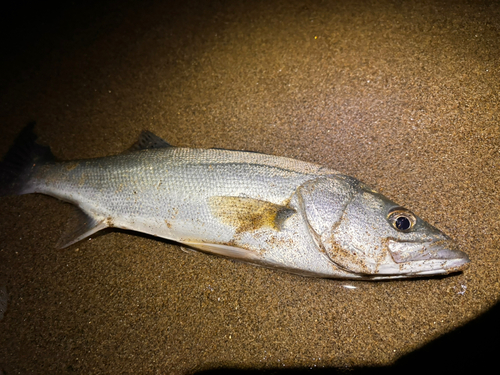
0, 122, 54, 197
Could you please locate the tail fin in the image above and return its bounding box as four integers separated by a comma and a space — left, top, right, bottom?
0, 122, 55, 197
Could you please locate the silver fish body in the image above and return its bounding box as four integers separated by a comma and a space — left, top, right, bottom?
0, 126, 469, 279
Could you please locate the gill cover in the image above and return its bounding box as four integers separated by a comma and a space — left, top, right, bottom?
296, 175, 371, 273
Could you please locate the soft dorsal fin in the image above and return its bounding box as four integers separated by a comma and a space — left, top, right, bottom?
128, 131, 173, 151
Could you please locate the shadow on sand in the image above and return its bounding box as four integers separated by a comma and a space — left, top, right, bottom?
195, 297, 500, 374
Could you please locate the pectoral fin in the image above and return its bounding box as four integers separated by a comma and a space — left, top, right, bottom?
56, 207, 108, 249
208, 196, 295, 233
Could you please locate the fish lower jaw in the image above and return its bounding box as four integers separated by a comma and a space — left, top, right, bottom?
376, 257, 470, 277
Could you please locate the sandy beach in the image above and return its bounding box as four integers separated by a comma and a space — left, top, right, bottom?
1, 0, 499, 373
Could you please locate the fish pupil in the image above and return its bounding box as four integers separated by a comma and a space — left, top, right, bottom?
395, 216, 411, 231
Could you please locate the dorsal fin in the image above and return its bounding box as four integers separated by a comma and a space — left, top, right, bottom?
128, 131, 173, 152
211, 147, 260, 154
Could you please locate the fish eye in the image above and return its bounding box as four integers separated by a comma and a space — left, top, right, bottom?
387, 209, 416, 232
395, 216, 411, 231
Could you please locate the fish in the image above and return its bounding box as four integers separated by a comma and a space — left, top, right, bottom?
0, 123, 469, 280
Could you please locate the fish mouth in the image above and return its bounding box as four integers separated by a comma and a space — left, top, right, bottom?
382, 239, 470, 275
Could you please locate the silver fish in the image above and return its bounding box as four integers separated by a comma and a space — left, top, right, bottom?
0, 124, 469, 280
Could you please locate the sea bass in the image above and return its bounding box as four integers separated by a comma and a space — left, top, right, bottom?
0, 124, 469, 280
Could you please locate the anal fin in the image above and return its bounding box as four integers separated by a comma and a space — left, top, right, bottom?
56, 207, 108, 249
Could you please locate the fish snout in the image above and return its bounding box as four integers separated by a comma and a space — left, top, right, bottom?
433, 244, 470, 272
387, 239, 470, 273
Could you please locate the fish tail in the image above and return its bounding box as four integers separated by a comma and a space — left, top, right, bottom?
0, 122, 55, 197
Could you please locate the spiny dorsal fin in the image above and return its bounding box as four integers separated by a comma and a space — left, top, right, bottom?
128, 130, 173, 152
208, 196, 295, 233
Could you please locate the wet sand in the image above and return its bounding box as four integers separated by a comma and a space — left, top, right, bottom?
0, 0, 499, 373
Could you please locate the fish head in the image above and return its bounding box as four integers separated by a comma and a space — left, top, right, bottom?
298, 175, 470, 279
